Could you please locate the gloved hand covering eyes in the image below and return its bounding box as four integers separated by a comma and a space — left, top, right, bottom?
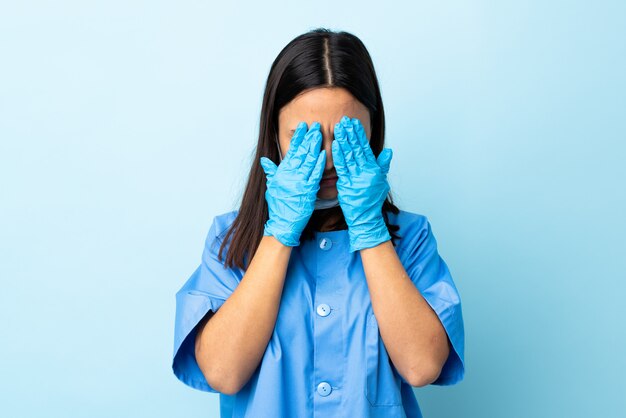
332, 115, 393, 252
260, 121, 326, 247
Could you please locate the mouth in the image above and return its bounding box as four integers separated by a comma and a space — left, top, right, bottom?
320, 176, 338, 188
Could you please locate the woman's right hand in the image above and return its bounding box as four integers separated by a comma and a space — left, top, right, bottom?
259, 121, 326, 247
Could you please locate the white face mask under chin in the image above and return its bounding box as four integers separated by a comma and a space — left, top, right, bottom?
314, 196, 340, 210
275, 136, 340, 210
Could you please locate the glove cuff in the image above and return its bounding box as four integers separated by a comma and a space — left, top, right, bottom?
348, 221, 391, 253
264, 221, 300, 247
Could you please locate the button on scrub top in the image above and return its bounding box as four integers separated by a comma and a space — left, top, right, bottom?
172, 209, 465, 418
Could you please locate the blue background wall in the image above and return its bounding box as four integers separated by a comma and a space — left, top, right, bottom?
1, 1, 624, 417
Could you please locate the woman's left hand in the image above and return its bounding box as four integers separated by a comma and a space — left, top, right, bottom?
332, 115, 393, 253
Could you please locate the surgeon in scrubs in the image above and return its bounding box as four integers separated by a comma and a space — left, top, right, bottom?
172, 28, 465, 418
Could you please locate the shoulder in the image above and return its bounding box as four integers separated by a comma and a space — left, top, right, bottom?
387, 209, 433, 256
212, 209, 239, 236
388, 208, 429, 229
205, 209, 239, 249
388, 208, 430, 238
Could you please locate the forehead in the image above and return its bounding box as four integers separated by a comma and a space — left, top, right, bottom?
278, 87, 370, 129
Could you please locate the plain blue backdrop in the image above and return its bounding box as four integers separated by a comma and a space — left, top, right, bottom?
1, 1, 624, 417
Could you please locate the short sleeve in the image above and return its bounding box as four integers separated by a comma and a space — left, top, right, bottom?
172, 214, 243, 393
397, 215, 465, 386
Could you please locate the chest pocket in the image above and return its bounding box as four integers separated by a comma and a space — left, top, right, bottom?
365, 312, 403, 406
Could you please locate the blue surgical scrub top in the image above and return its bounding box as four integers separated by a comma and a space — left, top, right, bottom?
172, 209, 465, 418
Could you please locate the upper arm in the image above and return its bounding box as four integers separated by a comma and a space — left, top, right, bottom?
194, 310, 214, 355
397, 215, 465, 386
171, 215, 242, 393
194, 310, 215, 371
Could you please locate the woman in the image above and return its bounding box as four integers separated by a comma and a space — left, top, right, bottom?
172, 28, 465, 418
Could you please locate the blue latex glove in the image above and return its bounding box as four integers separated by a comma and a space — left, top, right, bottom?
260, 121, 326, 247
332, 115, 393, 252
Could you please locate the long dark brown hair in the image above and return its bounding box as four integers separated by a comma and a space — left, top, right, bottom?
218, 28, 401, 270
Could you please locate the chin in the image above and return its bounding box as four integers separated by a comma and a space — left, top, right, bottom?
317, 187, 338, 199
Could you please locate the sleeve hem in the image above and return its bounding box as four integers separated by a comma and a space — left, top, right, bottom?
428, 305, 465, 386
172, 366, 222, 393
172, 293, 227, 394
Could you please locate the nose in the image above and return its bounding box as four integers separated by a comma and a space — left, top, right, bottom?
320, 131, 335, 173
